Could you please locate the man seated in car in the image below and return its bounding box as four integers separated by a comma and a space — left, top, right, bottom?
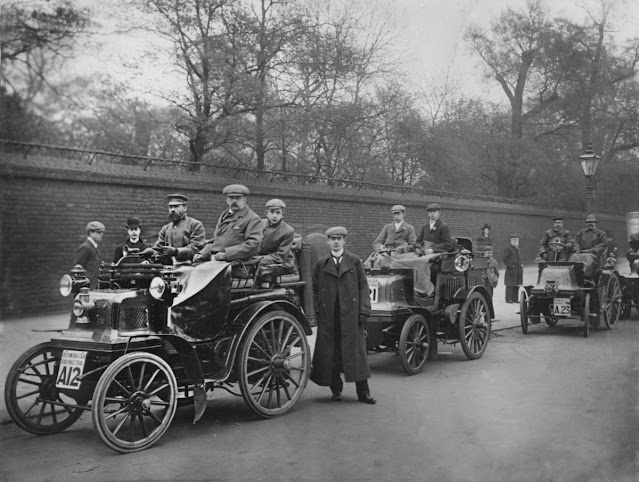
255, 199, 298, 287
369, 205, 417, 268
569, 214, 608, 278
388, 203, 453, 299
537, 216, 573, 262
193, 184, 262, 263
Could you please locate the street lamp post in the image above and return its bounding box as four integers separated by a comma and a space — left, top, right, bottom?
577, 143, 601, 214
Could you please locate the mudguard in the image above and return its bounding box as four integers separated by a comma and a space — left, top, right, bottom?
452, 285, 495, 319
231, 300, 313, 336
518, 285, 533, 300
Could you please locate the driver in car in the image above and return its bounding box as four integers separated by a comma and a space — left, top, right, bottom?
569, 214, 608, 278
537, 216, 573, 262
372, 205, 417, 254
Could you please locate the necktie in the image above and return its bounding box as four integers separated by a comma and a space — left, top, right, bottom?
333, 256, 341, 271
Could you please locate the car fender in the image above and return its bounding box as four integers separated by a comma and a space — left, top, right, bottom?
452, 285, 495, 319
232, 300, 312, 336
518, 285, 533, 300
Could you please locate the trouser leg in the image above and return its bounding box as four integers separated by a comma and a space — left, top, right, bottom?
355, 379, 370, 398
330, 374, 343, 396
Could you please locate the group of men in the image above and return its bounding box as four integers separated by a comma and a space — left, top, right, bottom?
73, 184, 298, 288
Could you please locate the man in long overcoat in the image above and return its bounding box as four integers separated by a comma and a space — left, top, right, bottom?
310, 226, 376, 404
73, 221, 105, 288
503, 233, 523, 303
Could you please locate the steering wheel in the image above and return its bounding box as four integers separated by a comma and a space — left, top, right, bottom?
547, 240, 567, 252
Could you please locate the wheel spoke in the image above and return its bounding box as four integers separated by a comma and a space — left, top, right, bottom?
105, 404, 130, 421
258, 329, 275, 357
138, 362, 146, 391
145, 407, 163, 425
285, 351, 304, 361
138, 412, 148, 438
50, 403, 58, 424
281, 370, 301, 388
17, 377, 42, 387
147, 382, 169, 397
57, 396, 75, 415
270, 320, 278, 355
21, 356, 56, 374
250, 369, 271, 393
16, 388, 41, 400
36, 402, 46, 424
248, 365, 271, 378
279, 325, 294, 355
126, 366, 136, 391
251, 340, 272, 360
256, 373, 273, 404
149, 399, 170, 407
114, 379, 132, 397
142, 369, 160, 393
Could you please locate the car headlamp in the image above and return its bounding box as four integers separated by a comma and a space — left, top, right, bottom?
150, 277, 166, 300
59, 274, 73, 297
73, 299, 86, 317
454, 255, 470, 272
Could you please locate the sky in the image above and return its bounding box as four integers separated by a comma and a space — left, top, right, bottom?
66, 0, 639, 106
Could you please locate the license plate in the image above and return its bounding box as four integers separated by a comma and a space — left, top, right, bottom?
368, 278, 379, 303
552, 298, 571, 316
55, 350, 87, 390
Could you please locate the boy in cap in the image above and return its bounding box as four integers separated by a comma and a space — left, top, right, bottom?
194, 184, 262, 262
310, 227, 376, 405
372, 205, 417, 254
144, 194, 205, 261
73, 221, 106, 288
503, 234, 523, 303
255, 199, 298, 287
538, 216, 573, 262
569, 214, 607, 278
113, 216, 151, 263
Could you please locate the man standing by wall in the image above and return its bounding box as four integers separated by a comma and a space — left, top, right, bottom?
310, 226, 376, 405
73, 221, 105, 288
503, 234, 523, 303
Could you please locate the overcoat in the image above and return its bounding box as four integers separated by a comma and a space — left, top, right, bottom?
573, 228, 607, 256
258, 219, 297, 273
416, 219, 453, 253
199, 205, 262, 261
153, 215, 205, 261
475, 234, 493, 248
538, 228, 573, 261
310, 251, 371, 385
372, 221, 417, 250
73, 239, 101, 288
502, 244, 523, 286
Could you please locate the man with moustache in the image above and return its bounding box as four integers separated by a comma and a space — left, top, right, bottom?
113, 216, 150, 263
142, 194, 205, 261
569, 214, 608, 278
193, 184, 262, 262
73, 221, 106, 288
538, 216, 573, 262
255, 199, 298, 287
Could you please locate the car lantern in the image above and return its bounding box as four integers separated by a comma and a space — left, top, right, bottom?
150, 268, 181, 303
60, 265, 90, 297
454, 251, 471, 272
544, 282, 559, 293
72, 287, 94, 324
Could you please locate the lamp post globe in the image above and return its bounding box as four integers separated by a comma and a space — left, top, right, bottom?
578, 143, 601, 214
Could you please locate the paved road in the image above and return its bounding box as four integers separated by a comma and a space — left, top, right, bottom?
1, 267, 638, 481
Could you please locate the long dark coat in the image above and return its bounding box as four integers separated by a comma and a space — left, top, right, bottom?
73, 239, 101, 288
502, 244, 523, 286
199, 205, 262, 261
310, 251, 371, 385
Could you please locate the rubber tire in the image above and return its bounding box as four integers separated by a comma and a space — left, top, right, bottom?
583, 293, 590, 338
399, 314, 430, 375
602, 275, 621, 330
5, 343, 83, 434
520, 293, 529, 334
91, 352, 178, 453
458, 292, 491, 360
237, 310, 310, 418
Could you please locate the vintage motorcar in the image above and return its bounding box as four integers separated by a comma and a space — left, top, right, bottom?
620, 241, 639, 319
363, 237, 493, 375
4, 245, 314, 453
519, 240, 621, 337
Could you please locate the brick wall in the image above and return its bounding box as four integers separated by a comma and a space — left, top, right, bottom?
0, 154, 627, 319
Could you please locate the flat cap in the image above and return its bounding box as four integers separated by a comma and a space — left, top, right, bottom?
510, 233, 519, 238
265, 198, 286, 209
630, 233, 639, 242
166, 193, 188, 204
326, 226, 348, 237
391, 205, 405, 213
86, 221, 106, 232
482, 223, 491, 230
125, 216, 142, 228
223, 184, 250, 196
585, 214, 598, 222
552, 216, 564, 221
426, 203, 442, 211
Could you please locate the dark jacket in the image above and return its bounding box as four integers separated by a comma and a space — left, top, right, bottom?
573, 228, 607, 257
258, 219, 297, 272
476, 234, 493, 248
73, 239, 101, 288
310, 251, 371, 385
153, 215, 206, 261
538, 228, 573, 261
199, 205, 262, 261
372, 221, 417, 250
416, 219, 453, 253
113, 239, 151, 263
502, 244, 523, 286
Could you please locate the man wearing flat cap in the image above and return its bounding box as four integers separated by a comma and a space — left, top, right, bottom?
145, 194, 205, 261
372, 205, 417, 254
538, 216, 573, 262
311, 226, 376, 405
476, 223, 493, 248
503, 234, 523, 303
194, 184, 262, 262
387, 202, 453, 299
113, 216, 151, 263
569, 214, 608, 278
73, 221, 106, 288
255, 199, 298, 286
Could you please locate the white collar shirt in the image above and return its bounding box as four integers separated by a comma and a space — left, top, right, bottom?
87, 237, 98, 249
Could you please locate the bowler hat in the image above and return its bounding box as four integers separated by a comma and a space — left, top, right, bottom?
391, 205, 405, 213
426, 203, 441, 211
326, 226, 348, 237
223, 184, 250, 196
86, 221, 106, 232
125, 217, 142, 228
481, 223, 491, 230
585, 214, 598, 223
166, 193, 188, 204
265, 198, 286, 209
